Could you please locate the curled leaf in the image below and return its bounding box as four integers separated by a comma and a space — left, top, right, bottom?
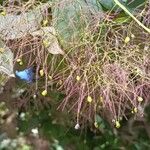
32, 27, 64, 55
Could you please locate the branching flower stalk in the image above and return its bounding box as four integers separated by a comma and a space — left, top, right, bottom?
0, 0, 150, 129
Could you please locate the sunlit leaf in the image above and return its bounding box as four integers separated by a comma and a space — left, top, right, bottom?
52, 0, 103, 43
0, 39, 14, 77
0, 2, 51, 40
32, 27, 64, 55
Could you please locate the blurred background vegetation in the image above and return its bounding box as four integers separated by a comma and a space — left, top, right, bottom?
0, 0, 150, 149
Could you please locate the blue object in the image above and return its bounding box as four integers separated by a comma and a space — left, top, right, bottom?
15, 67, 34, 83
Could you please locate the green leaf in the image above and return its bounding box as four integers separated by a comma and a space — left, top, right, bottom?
52, 0, 103, 44
124, 0, 147, 13
99, 0, 129, 11
95, 114, 106, 129
95, 114, 103, 123
99, 0, 116, 10
126, 0, 147, 9
114, 15, 131, 24
85, 0, 103, 12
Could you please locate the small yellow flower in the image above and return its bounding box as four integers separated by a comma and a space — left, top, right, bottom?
94, 122, 98, 128
19, 61, 23, 65
115, 121, 120, 128
43, 40, 49, 48
133, 107, 138, 113
100, 96, 103, 103
76, 76, 80, 81
39, 69, 44, 77
0, 11, 6, 16
137, 96, 143, 102
41, 90, 47, 96
87, 96, 92, 103
124, 36, 130, 43
42, 19, 48, 26
17, 59, 23, 65
131, 107, 138, 114
0, 48, 4, 53
48, 75, 52, 80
